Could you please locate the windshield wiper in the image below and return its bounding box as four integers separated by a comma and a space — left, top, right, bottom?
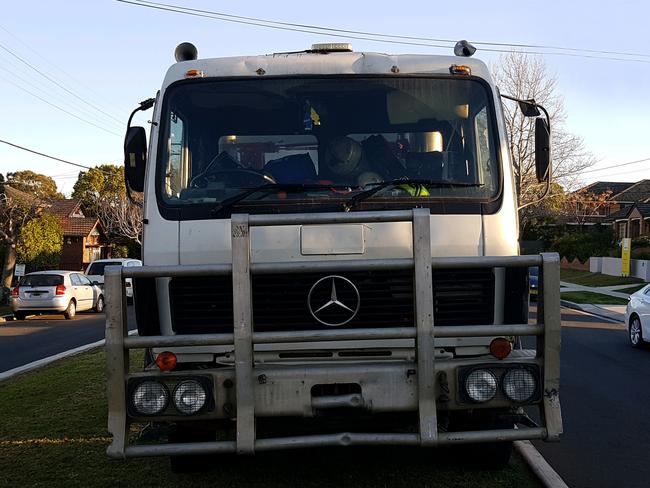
210, 183, 349, 216
342, 179, 484, 211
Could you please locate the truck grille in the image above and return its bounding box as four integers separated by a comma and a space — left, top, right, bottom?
169, 268, 494, 334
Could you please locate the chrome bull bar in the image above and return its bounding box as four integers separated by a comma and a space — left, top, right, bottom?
105, 208, 562, 459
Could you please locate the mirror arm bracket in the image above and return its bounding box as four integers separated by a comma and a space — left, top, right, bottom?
501, 94, 553, 211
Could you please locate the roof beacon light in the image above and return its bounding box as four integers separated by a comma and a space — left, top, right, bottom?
311, 43, 353, 53
175, 42, 198, 62
450, 64, 472, 76
454, 40, 476, 57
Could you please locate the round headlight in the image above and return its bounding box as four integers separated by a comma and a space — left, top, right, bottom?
465, 369, 498, 402
503, 369, 537, 403
132, 381, 169, 415
173, 380, 207, 415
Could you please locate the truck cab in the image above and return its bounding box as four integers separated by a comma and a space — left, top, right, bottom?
106, 42, 561, 469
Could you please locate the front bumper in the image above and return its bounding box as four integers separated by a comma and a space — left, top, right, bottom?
104, 209, 562, 458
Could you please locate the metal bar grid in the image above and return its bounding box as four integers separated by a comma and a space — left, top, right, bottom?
105, 208, 561, 459
121, 323, 544, 349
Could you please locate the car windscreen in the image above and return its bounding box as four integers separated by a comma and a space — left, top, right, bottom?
87, 262, 123, 276
158, 76, 500, 214
20, 274, 64, 286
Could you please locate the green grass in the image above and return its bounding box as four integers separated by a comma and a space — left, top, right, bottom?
561, 291, 629, 305
617, 284, 648, 295
0, 350, 541, 488
560, 269, 643, 287
0, 305, 11, 316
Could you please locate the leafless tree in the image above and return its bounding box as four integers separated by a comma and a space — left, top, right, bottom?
0, 186, 42, 287
491, 52, 595, 215
564, 188, 613, 230
96, 194, 143, 246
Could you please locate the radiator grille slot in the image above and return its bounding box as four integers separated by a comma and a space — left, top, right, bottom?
169, 268, 494, 334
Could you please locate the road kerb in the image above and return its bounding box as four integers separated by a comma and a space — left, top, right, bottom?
561, 300, 624, 323
514, 440, 569, 488
0, 330, 137, 383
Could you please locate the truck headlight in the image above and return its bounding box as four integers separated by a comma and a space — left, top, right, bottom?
173, 380, 207, 415
502, 369, 537, 402
132, 381, 169, 415
465, 369, 497, 402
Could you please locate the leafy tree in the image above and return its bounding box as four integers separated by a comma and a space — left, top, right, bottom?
16, 213, 63, 272
72, 165, 125, 213
0, 185, 42, 287
6, 170, 63, 200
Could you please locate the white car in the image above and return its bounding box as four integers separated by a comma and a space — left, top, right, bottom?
625, 285, 650, 348
10, 270, 104, 320
86, 258, 142, 301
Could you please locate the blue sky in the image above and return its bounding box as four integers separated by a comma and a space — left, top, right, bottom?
1, 0, 649, 195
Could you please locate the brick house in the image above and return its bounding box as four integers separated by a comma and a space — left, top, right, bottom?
570, 180, 650, 230
607, 203, 650, 239
45, 199, 110, 271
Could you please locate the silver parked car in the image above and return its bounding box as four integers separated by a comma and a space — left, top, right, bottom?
625, 284, 650, 348
10, 270, 105, 320
86, 258, 142, 301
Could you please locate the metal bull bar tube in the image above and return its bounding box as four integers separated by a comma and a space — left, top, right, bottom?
105, 209, 562, 459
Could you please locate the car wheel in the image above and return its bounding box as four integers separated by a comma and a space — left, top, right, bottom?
14, 312, 27, 321
64, 300, 76, 320
94, 295, 105, 313
629, 316, 645, 348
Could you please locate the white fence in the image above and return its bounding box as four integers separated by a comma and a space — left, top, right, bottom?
589, 257, 650, 281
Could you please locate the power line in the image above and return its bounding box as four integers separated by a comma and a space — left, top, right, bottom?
0, 41, 126, 126
0, 62, 124, 131
0, 138, 118, 174
582, 166, 650, 179
565, 157, 650, 177
132, 0, 650, 59
0, 74, 122, 137
117, 0, 650, 63
0, 23, 134, 116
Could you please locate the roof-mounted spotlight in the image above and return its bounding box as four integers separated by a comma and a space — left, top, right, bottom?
454, 40, 476, 57
174, 42, 198, 62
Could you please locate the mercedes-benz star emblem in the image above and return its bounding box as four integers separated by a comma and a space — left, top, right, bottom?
308, 275, 360, 326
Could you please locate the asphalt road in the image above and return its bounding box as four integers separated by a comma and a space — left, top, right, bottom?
0, 308, 136, 373
530, 307, 650, 488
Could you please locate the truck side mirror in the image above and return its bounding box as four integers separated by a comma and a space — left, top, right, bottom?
535, 118, 551, 183
124, 127, 147, 192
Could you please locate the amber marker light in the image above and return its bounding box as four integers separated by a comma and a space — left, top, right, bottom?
155, 351, 178, 371
185, 69, 204, 78
489, 338, 512, 360
449, 64, 471, 75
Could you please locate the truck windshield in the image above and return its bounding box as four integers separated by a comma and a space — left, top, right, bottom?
158, 77, 500, 214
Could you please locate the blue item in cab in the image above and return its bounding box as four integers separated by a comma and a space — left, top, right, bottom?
264, 153, 317, 184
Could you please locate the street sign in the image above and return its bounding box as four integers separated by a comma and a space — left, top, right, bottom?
621, 238, 631, 277
14, 264, 26, 277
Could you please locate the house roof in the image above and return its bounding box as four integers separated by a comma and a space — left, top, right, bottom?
577, 181, 635, 197
607, 202, 650, 221
2, 184, 41, 206
46, 199, 83, 218
59, 217, 100, 237
610, 180, 650, 203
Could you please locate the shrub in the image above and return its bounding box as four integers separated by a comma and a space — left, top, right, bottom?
16, 214, 63, 272
551, 229, 615, 262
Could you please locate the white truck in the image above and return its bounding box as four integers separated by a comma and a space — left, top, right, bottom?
106, 41, 562, 471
